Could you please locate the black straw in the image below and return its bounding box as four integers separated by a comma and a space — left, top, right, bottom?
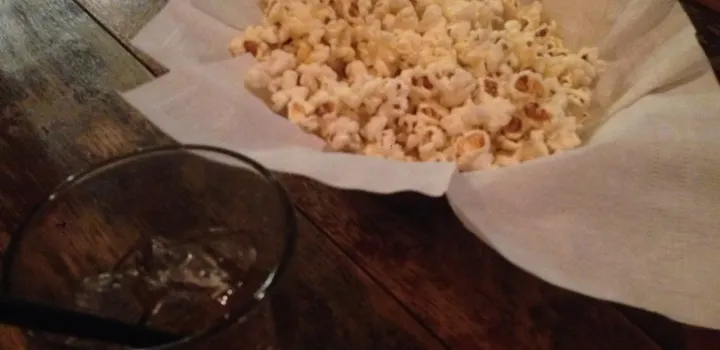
0, 297, 183, 348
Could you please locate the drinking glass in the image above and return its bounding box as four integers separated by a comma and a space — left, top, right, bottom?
1, 145, 296, 349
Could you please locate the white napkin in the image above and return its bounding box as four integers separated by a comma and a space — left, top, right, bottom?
123, 0, 720, 328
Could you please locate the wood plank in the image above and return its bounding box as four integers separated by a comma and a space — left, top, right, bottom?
0, 0, 443, 348
74, 0, 169, 40
74, 0, 170, 76
0, 0, 170, 246
278, 215, 445, 350
280, 180, 664, 350
690, 0, 720, 12
615, 306, 685, 350
684, 327, 720, 350
681, 0, 720, 80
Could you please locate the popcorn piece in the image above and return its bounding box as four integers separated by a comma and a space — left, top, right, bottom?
323, 116, 362, 151
418, 4, 445, 33
474, 97, 516, 133
566, 88, 592, 109
521, 129, 550, 160
270, 86, 309, 111
309, 90, 339, 118
245, 65, 273, 91
417, 101, 449, 121
483, 78, 500, 97
307, 44, 331, 64
268, 69, 299, 93
298, 63, 338, 91
362, 115, 389, 142
497, 134, 522, 151
452, 130, 493, 171
523, 102, 551, 123
287, 99, 320, 132
394, 6, 420, 30
406, 124, 446, 159
364, 141, 406, 160
263, 50, 298, 76
494, 150, 521, 167
378, 98, 409, 118
230, 26, 274, 58
437, 67, 477, 107
509, 71, 547, 99
546, 116, 582, 152
502, 116, 525, 140
441, 105, 469, 136
346, 60, 371, 85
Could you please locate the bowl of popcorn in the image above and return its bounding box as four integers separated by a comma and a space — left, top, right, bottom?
229, 0, 605, 172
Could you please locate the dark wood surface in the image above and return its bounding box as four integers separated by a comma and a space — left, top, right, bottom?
0, 0, 718, 349
682, 0, 720, 80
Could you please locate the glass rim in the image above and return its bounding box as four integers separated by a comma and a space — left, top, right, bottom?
0, 144, 298, 349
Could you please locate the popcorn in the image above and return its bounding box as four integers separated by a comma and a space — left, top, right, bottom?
231, 0, 604, 172
546, 116, 582, 152
230, 26, 273, 58
502, 117, 525, 140
416, 101, 449, 122
287, 99, 319, 132
245, 65, 272, 91
509, 71, 547, 100
308, 90, 339, 118
322, 116, 362, 151
362, 115, 389, 142
441, 105, 469, 136
475, 97, 516, 133
378, 98, 409, 118
521, 129, 550, 160
408, 125, 446, 160
452, 130, 493, 171
495, 150, 521, 167
270, 86, 309, 111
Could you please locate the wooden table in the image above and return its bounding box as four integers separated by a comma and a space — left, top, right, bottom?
0, 0, 718, 349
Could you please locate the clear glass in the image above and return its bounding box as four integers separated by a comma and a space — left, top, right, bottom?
1, 145, 296, 350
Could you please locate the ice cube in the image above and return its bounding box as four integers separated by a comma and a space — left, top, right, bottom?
70, 236, 256, 338
138, 237, 190, 289
140, 238, 231, 294
74, 272, 143, 323
145, 289, 230, 334
204, 236, 258, 271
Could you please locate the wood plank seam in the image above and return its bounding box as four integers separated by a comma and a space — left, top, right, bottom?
294, 204, 453, 350
69, 0, 165, 77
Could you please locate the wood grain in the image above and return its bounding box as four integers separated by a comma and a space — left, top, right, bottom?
276, 215, 445, 350
690, 0, 720, 13
0, 0, 442, 348
681, 0, 720, 80
684, 327, 720, 350
279, 180, 663, 350
0, 0, 169, 250
74, 0, 170, 76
